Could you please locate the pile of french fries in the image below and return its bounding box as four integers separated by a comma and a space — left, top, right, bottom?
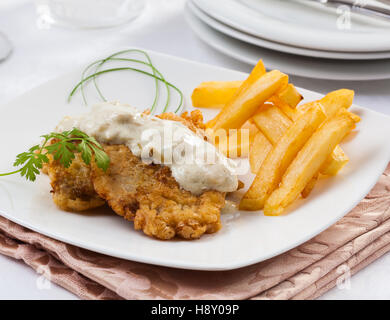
191, 60, 360, 216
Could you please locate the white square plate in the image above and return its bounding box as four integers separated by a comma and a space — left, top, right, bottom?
0, 49, 389, 271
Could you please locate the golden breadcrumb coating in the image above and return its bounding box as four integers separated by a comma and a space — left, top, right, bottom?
157, 110, 206, 132
44, 152, 105, 212
43, 110, 230, 240
91, 145, 225, 240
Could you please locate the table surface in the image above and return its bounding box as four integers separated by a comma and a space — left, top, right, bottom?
0, 0, 389, 300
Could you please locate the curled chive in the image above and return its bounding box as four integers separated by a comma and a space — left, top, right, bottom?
70, 49, 183, 114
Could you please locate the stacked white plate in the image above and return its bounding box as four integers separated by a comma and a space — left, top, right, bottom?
185, 0, 390, 80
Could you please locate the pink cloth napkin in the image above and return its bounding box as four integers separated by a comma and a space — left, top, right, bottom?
0, 164, 389, 300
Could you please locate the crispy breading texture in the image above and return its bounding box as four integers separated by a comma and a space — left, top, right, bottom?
91, 145, 225, 240
43, 110, 228, 240
44, 152, 105, 212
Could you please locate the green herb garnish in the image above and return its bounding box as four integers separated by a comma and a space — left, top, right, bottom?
0, 128, 110, 182
68, 49, 184, 114
1, 49, 181, 182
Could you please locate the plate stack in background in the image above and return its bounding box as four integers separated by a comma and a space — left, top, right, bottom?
186, 0, 390, 80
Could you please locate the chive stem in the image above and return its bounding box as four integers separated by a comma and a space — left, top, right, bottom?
71, 49, 183, 114
69, 67, 183, 112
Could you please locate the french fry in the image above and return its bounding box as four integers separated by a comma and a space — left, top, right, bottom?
277, 83, 303, 108
348, 112, 361, 123
269, 96, 298, 121
242, 119, 260, 141
252, 104, 292, 144
216, 120, 258, 158
251, 102, 317, 195
212, 70, 289, 131
206, 116, 218, 129
209, 60, 266, 127
298, 89, 354, 118
296, 89, 355, 176
320, 145, 349, 176
239, 104, 326, 211
264, 109, 357, 216
195, 60, 267, 112
249, 131, 272, 174
252, 96, 348, 193
301, 174, 319, 198
191, 81, 243, 109
233, 60, 267, 97
193, 81, 302, 111
241, 119, 259, 137
320, 89, 354, 117
217, 129, 249, 158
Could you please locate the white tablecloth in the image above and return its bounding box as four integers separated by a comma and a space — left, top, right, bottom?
0, 0, 389, 300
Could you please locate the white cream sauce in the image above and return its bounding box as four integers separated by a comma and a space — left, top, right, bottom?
56, 102, 238, 195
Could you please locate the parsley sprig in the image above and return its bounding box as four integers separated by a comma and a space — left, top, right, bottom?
0, 128, 109, 182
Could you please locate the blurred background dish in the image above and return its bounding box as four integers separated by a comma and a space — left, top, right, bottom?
301, 0, 390, 19
34, 0, 145, 28
185, 3, 390, 80
188, 0, 390, 60
0, 31, 12, 62
191, 0, 390, 52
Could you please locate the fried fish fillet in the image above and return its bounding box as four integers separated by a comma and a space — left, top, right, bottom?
44, 110, 228, 240
91, 144, 225, 240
